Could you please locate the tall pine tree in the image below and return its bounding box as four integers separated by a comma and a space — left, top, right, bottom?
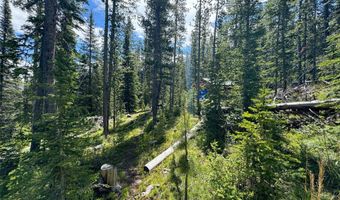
122, 17, 138, 113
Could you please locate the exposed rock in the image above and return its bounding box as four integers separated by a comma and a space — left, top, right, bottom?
162, 168, 170, 174
142, 185, 154, 197
134, 179, 142, 185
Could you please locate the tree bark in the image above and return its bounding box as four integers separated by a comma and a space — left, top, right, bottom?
170, 0, 178, 113
297, 0, 303, 85
196, 0, 202, 118
303, 5, 307, 84
31, 0, 58, 151
103, 0, 109, 137
281, 0, 288, 91
109, 0, 117, 129
89, 12, 93, 114
151, 2, 162, 126
312, 0, 317, 82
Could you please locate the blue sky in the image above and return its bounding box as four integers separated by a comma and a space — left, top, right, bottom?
4, 0, 204, 53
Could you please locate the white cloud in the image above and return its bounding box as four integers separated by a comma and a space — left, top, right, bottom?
0, 0, 29, 34
74, 23, 104, 47
185, 0, 197, 46
10, 5, 28, 33
92, 0, 115, 12
132, 0, 146, 37
91, 0, 145, 38
92, 0, 106, 11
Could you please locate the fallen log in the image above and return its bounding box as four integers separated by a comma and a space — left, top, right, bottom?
267, 98, 340, 110
144, 120, 204, 172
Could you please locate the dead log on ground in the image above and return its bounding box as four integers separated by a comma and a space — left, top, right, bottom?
144, 120, 204, 172
268, 98, 340, 110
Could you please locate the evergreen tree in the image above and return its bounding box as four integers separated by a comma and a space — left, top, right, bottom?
102, 0, 110, 137
236, 91, 296, 199
0, 0, 19, 133
29, 0, 58, 151
319, 33, 340, 98
205, 0, 226, 149
169, 0, 186, 113
6, 1, 92, 199
231, 0, 262, 109
122, 17, 138, 113
262, 0, 294, 92
0, 0, 20, 195
79, 11, 101, 116
145, 0, 172, 125
195, 0, 203, 118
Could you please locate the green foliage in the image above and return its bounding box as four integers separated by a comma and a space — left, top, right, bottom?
204, 104, 226, 150
318, 33, 340, 99
122, 17, 138, 113
300, 123, 340, 192
78, 11, 102, 116
207, 143, 250, 200
235, 90, 303, 199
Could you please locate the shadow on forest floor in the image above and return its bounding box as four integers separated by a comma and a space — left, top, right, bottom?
89, 112, 180, 188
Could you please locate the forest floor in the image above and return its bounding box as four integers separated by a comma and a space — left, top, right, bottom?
84, 111, 200, 199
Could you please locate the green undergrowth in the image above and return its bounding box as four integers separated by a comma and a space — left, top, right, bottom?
135, 131, 213, 200
82, 110, 199, 199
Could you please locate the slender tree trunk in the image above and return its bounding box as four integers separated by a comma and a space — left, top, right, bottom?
109, 0, 117, 129
89, 13, 93, 114
212, 0, 220, 109
0, 0, 9, 111
170, 0, 178, 113
281, 0, 288, 91
242, 0, 252, 109
103, 0, 109, 137
298, 0, 303, 84
196, 0, 202, 119
31, 0, 58, 151
184, 100, 189, 200
212, 0, 219, 72
0, 49, 4, 110
303, 8, 307, 84
322, 0, 330, 50
275, 13, 280, 94
151, 2, 162, 126
312, 0, 317, 82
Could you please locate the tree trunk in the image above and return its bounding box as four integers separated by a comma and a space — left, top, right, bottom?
322, 0, 330, 50
303, 7, 307, 84
297, 0, 303, 84
151, 2, 162, 126
103, 0, 109, 137
89, 12, 93, 114
312, 0, 317, 82
31, 0, 58, 151
109, 0, 117, 129
0, 47, 4, 110
281, 0, 288, 91
170, 0, 178, 113
196, 0, 202, 118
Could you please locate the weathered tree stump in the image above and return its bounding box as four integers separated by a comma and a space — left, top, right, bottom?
100, 164, 117, 186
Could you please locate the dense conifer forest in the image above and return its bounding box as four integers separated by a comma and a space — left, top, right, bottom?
0, 0, 339, 199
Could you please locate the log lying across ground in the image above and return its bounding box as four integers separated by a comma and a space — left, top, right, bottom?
267, 98, 340, 110
144, 120, 204, 172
